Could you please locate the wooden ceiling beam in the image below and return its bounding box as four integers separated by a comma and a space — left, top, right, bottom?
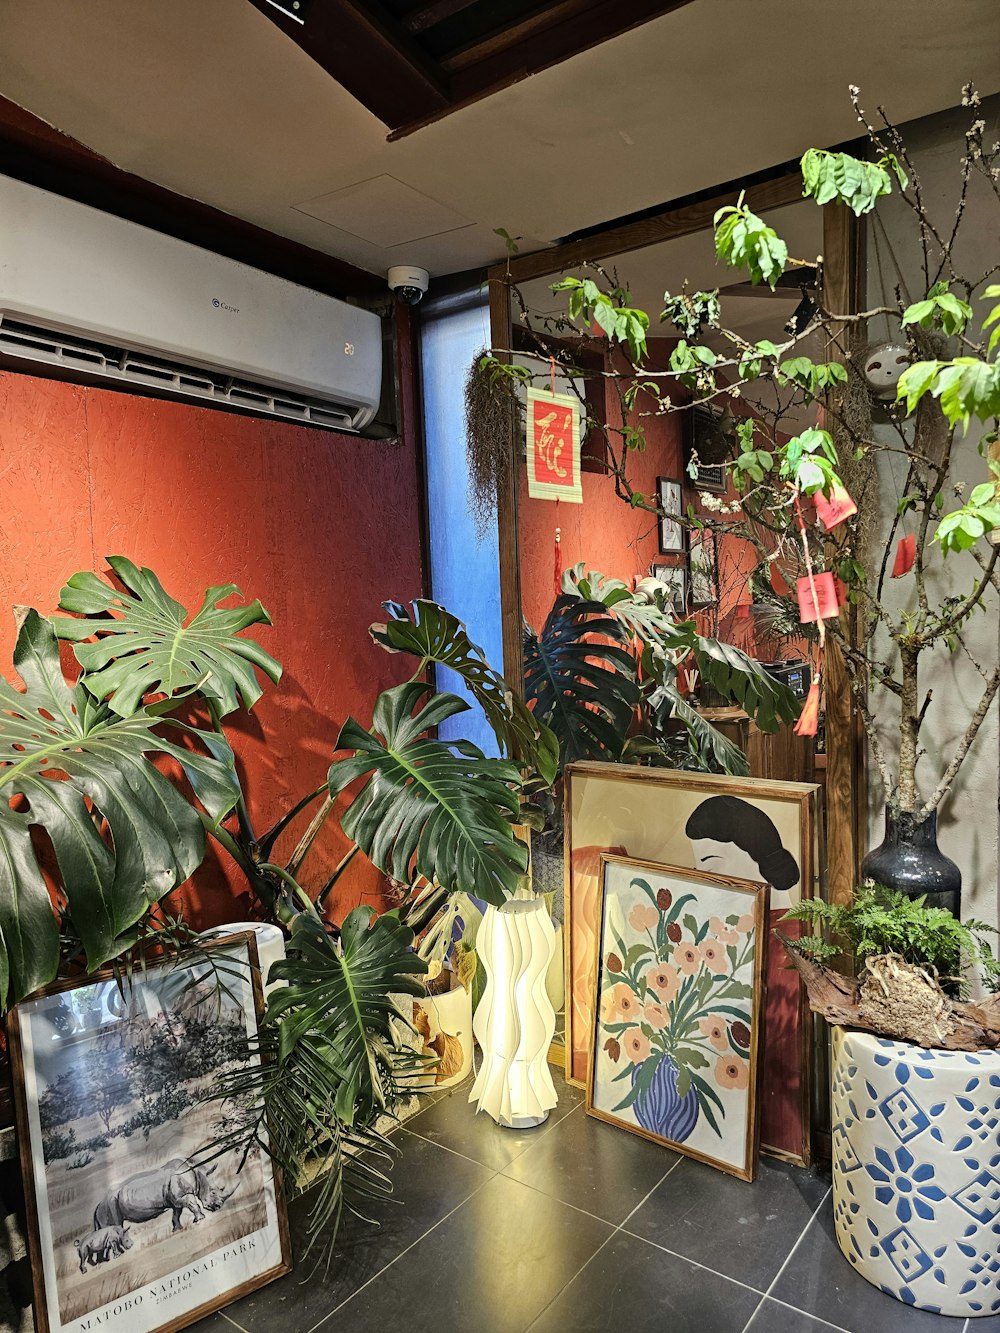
402, 0, 481, 34
248, 0, 449, 129
491, 171, 806, 286
440, 0, 601, 73
447, 0, 694, 101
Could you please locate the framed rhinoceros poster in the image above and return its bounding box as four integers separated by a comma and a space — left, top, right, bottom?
7, 933, 291, 1333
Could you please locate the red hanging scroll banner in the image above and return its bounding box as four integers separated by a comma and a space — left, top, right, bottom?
526, 386, 582, 504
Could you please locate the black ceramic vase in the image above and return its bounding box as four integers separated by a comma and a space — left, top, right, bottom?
860, 808, 961, 918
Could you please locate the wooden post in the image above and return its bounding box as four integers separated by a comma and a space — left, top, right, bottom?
822, 203, 867, 909
489, 274, 525, 695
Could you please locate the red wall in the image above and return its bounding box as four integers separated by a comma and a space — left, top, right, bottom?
0, 370, 425, 926
518, 345, 776, 648
519, 341, 685, 632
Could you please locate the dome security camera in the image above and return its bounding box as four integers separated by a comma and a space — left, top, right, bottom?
387, 265, 429, 306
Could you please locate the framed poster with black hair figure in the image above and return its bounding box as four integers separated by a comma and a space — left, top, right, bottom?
564, 763, 820, 1166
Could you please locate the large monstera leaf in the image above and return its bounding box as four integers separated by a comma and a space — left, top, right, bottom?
54, 556, 281, 717
694, 635, 801, 733
370, 600, 558, 785
214, 907, 427, 1253
0, 611, 239, 1006
328, 682, 527, 907
523, 596, 640, 771
267, 909, 427, 1121
562, 565, 697, 652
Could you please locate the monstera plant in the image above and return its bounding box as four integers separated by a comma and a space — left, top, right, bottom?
523, 564, 801, 786
0, 557, 556, 1251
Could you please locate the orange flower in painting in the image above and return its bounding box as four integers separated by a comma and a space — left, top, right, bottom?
700, 940, 728, 974
602, 982, 640, 1022
715, 1054, 749, 1090
699, 1017, 728, 1051
736, 914, 756, 935
677, 942, 702, 976
629, 903, 659, 932
708, 916, 738, 945
643, 1002, 669, 1030
624, 1030, 651, 1064
645, 965, 680, 1002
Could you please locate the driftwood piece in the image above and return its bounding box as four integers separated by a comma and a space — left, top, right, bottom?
782, 941, 1000, 1052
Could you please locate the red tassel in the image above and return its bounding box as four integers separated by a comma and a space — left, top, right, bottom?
793, 679, 821, 737
553, 526, 562, 598
892, 533, 916, 578
814, 483, 858, 532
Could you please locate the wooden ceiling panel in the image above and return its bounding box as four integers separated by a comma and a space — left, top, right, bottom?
248, 0, 695, 135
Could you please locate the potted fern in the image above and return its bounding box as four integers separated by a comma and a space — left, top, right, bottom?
781, 888, 1000, 1317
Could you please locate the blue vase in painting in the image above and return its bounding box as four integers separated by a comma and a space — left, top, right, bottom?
632, 1055, 699, 1140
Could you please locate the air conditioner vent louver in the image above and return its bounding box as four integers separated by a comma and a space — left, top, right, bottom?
0, 173, 382, 432
0, 316, 358, 431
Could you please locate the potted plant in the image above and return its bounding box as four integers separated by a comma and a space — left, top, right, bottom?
408, 884, 483, 1091
0, 560, 552, 1255
519, 563, 801, 923
781, 886, 1000, 1316
479, 85, 1000, 914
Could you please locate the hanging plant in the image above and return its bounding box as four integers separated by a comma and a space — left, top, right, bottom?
464, 351, 523, 539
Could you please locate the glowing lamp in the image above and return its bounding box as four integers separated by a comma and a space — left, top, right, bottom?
470, 897, 558, 1129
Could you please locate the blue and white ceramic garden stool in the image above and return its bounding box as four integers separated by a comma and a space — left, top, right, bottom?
832, 1026, 1000, 1318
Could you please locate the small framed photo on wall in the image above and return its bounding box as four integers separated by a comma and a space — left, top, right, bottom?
684, 404, 729, 494
651, 563, 687, 615
689, 529, 718, 608
656, 477, 685, 554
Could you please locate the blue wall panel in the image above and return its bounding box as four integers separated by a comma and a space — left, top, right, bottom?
420, 295, 502, 753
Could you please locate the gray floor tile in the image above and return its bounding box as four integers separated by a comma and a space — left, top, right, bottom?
221, 1132, 491, 1332
322, 1173, 613, 1333
625, 1153, 830, 1290
405, 1064, 581, 1172
503, 1104, 679, 1224
528, 1231, 761, 1333
770, 1203, 969, 1331
743, 1297, 852, 1332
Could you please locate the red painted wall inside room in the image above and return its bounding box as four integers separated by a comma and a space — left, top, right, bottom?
518, 343, 770, 645
0, 370, 424, 926
518, 341, 685, 632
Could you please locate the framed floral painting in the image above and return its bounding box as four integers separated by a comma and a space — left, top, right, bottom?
564, 762, 820, 1167
587, 855, 768, 1180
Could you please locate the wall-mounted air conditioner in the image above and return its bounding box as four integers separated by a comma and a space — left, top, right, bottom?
0, 173, 382, 432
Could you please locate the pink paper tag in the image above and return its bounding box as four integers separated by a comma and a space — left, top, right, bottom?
814, 483, 858, 532
797, 572, 840, 622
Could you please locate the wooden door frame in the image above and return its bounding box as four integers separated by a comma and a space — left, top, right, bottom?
488, 173, 866, 902
821, 205, 868, 907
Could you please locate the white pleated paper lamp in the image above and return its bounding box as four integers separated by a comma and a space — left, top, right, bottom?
470, 895, 558, 1128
